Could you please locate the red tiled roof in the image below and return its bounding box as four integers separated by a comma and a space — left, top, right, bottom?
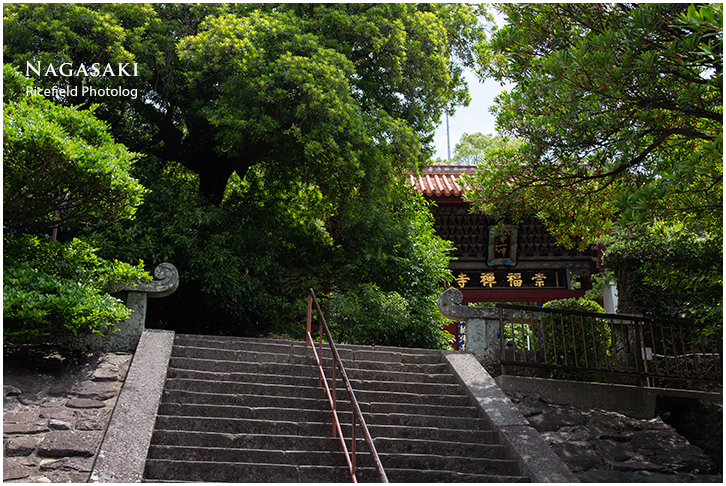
410, 165, 477, 198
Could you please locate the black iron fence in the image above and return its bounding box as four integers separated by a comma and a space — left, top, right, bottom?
497, 304, 722, 387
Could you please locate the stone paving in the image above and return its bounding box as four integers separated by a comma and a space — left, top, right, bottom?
3, 349, 132, 483
506, 391, 723, 483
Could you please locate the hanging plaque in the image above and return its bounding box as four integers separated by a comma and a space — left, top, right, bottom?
488, 225, 518, 266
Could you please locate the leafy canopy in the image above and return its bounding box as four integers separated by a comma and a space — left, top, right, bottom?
438, 132, 522, 165
603, 222, 722, 328
466, 3, 722, 247
3, 4, 485, 345
4, 3, 484, 205
3, 65, 145, 232
4, 235, 150, 342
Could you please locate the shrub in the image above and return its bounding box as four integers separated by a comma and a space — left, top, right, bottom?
604, 222, 722, 332
3, 234, 150, 342
327, 283, 452, 349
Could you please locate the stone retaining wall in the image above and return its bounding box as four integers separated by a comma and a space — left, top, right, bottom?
506, 390, 722, 482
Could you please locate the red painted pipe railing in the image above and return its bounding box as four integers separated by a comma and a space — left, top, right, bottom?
306, 289, 388, 483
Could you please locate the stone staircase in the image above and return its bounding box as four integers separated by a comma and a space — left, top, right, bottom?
143, 334, 529, 482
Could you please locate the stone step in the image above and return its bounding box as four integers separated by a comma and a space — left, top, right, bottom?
168, 356, 321, 377
163, 378, 325, 399
144, 458, 353, 483
379, 453, 520, 477
157, 403, 342, 423
153, 409, 498, 448
170, 345, 313, 365
149, 430, 344, 452
175, 335, 443, 364
362, 400, 479, 418
364, 412, 488, 430
146, 444, 519, 477
174, 334, 300, 351
161, 389, 327, 410
163, 377, 472, 408
373, 436, 506, 458
146, 335, 529, 483
349, 388, 473, 407
167, 368, 321, 387
154, 412, 491, 442
317, 347, 444, 365
347, 377, 462, 395
160, 388, 479, 418
359, 467, 528, 483
170, 353, 453, 382
147, 445, 353, 467
153, 415, 340, 437
340, 359, 451, 374
168, 361, 462, 394
170, 348, 455, 378
344, 366, 454, 384
148, 430, 506, 460
156, 402, 486, 431
367, 424, 500, 444
146, 459, 526, 484
313, 341, 441, 357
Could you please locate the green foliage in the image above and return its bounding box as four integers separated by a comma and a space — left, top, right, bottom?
583, 271, 616, 302
4, 4, 478, 348
3, 235, 150, 342
446, 132, 522, 166
93, 159, 455, 346
603, 222, 722, 331
89, 159, 308, 337
541, 298, 610, 381
325, 184, 455, 349
3, 65, 145, 232
3, 65, 149, 344
467, 3, 722, 247
3, 3, 484, 204
328, 283, 452, 349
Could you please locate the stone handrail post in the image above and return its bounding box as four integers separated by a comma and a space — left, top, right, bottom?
59, 263, 179, 352
437, 288, 503, 375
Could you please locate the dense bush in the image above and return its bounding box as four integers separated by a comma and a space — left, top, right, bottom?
4, 4, 474, 349
3, 66, 149, 344
91, 160, 455, 345
3, 235, 150, 342
604, 222, 722, 334
3, 66, 144, 233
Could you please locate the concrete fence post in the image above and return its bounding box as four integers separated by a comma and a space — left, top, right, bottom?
437, 287, 503, 375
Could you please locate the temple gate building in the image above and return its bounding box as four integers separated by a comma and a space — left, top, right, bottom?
411, 165, 600, 349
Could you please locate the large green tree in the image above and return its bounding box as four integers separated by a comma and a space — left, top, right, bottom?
440, 132, 522, 165
4, 3, 482, 204
4, 4, 482, 345
467, 3, 722, 325
467, 3, 722, 245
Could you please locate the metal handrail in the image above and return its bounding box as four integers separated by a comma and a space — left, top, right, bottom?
306, 289, 388, 483
496, 303, 722, 386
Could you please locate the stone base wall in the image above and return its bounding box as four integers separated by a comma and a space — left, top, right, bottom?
55, 292, 147, 353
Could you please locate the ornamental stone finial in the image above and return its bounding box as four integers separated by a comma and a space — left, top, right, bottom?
437, 287, 497, 321
60, 263, 179, 353
123, 262, 179, 298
